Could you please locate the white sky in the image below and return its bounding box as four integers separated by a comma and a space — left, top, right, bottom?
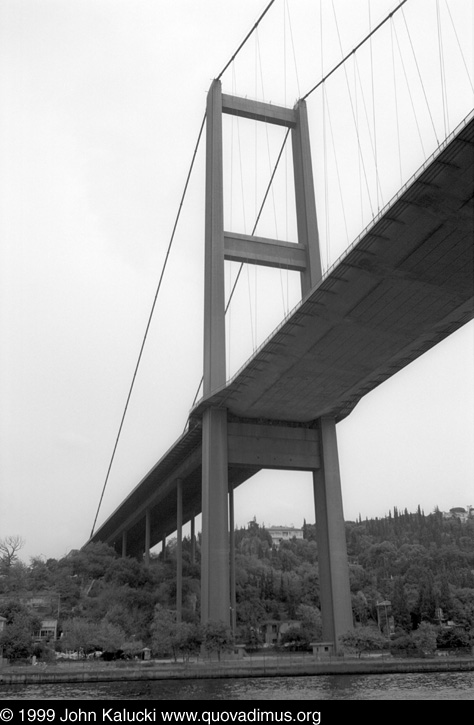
0, 0, 473, 561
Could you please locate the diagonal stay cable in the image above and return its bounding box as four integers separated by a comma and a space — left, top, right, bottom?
90, 111, 206, 538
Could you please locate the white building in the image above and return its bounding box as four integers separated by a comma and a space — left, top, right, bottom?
267, 526, 304, 547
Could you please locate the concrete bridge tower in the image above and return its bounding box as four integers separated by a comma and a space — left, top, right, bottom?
201, 79, 353, 649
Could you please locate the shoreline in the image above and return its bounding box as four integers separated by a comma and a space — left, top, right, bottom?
1, 655, 474, 685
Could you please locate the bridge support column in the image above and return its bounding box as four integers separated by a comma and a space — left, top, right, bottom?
229, 485, 236, 637
201, 406, 230, 625
176, 479, 183, 623
144, 510, 150, 566
121, 530, 127, 558
190, 517, 195, 564
313, 417, 353, 651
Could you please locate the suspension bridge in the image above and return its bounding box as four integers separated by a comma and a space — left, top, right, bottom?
86, 0, 474, 650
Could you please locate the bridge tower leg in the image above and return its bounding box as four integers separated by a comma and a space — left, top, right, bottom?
292, 100, 353, 649
314, 418, 353, 648
201, 80, 230, 625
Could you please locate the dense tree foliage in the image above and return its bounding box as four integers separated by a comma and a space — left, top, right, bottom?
0, 508, 473, 659
202, 621, 234, 661
0, 601, 41, 661
339, 626, 388, 657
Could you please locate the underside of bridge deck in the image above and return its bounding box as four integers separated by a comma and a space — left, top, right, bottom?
89, 111, 473, 561
89, 417, 320, 557
193, 113, 474, 425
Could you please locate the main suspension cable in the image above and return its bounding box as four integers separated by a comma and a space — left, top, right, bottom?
216, 0, 278, 81
302, 0, 408, 101
92, 2, 279, 536
93, 0, 422, 538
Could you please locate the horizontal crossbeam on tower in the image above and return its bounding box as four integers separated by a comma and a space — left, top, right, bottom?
224, 231, 307, 271
222, 93, 297, 127
228, 421, 320, 469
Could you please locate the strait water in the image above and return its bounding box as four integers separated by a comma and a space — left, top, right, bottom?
1, 672, 474, 700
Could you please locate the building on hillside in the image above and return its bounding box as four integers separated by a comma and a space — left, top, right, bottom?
259, 620, 301, 646
25, 592, 60, 614
0, 591, 60, 642
34, 619, 58, 642
267, 526, 303, 547
442, 506, 474, 523
0, 590, 60, 616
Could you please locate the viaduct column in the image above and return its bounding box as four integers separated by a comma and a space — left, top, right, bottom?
144, 509, 150, 566
176, 479, 183, 623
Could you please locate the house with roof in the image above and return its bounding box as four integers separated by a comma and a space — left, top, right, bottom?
267, 526, 304, 547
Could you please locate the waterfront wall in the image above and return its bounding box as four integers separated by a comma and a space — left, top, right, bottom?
1, 656, 474, 686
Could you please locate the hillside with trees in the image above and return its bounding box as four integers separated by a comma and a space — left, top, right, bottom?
1, 506, 473, 660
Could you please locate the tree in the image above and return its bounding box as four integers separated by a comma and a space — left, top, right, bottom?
95, 621, 126, 654
280, 624, 311, 651
237, 599, 266, 630
1, 617, 37, 661
150, 605, 178, 657
415, 574, 437, 623
339, 627, 388, 658
436, 626, 471, 650
60, 618, 126, 655
352, 591, 370, 626
411, 622, 438, 656
0, 602, 41, 661
0, 536, 25, 570
390, 631, 419, 657
391, 622, 439, 658
296, 604, 323, 641
150, 606, 202, 661
60, 618, 99, 654
391, 577, 411, 632
68, 542, 118, 581
174, 622, 202, 661
202, 620, 234, 661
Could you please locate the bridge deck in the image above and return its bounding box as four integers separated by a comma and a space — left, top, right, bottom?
90, 112, 474, 556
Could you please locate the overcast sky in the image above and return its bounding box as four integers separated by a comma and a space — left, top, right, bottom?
1, 0, 473, 562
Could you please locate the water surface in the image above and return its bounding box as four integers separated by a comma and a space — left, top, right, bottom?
2, 672, 474, 700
